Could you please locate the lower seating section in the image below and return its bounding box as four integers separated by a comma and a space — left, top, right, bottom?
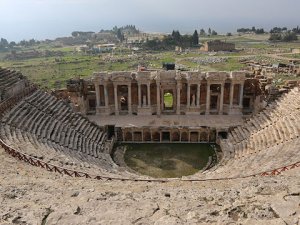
189, 87, 300, 179
192, 137, 300, 179
222, 87, 300, 160
0, 125, 138, 178
0, 89, 142, 178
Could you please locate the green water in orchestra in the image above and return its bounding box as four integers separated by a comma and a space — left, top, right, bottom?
124, 143, 216, 178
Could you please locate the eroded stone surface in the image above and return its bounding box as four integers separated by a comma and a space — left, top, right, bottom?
1, 147, 299, 225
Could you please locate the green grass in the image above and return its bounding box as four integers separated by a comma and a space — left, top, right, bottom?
0, 52, 137, 89
1, 34, 298, 89
124, 143, 216, 178
274, 73, 300, 85
280, 53, 300, 59
209, 58, 245, 71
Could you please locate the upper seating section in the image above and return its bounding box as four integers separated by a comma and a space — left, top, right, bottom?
199, 87, 300, 178
1, 89, 109, 158
223, 87, 299, 160
0, 68, 143, 179
0, 67, 29, 101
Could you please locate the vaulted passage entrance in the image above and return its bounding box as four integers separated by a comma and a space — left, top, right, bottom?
162, 132, 170, 142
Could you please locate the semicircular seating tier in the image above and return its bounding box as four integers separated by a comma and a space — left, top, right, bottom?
1, 68, 299, 181
187, 87, 300, 179
0, 88, 144, 179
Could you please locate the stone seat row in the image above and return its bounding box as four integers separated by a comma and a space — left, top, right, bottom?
24, 90, 103, 143
0, 125, 139, 179
214, 87, 300, 175
190, 137, 300, 179
227, 88, 300, 144
1, 90, 107, 158
2, 105, 106, 158
0, 69, 24, 89
229, 113, 300, 159
229, 113, 300, 148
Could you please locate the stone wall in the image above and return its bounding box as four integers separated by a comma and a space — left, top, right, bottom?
77, 70, 262, 116
201, 40, 235, 52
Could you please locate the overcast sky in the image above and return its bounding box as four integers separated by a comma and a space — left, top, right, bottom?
0, 0, 299, 41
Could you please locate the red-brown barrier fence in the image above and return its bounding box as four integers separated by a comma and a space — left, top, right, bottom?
1, 137, 299, 183
0, 85, 299, 182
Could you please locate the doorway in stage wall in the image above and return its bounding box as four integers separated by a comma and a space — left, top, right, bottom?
106, 125, 115, 139
210, 95, 218, 110
163, 90, 174, 113
119, 85, 129, 113
162, 132, 170, 142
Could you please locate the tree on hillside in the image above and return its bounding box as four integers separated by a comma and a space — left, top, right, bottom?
211, 30, 218, 35
292, 26, 300, 34
282, 31, 298, 41
171, 30, 182, 44
255, 28, 265, 34
200, 29, 206, 36
116, 28, 125, 42
192, 30, 199, 46
269, 33, 282, 41
269, 31, 298, 42
208, 28, 211, 35
9, 41, 16, 47
0, 38, 8, 48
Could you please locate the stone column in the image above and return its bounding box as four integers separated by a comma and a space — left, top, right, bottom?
122, 129, 125, 142
138, 83, 142, 108
114, 84, 119, 115
95, 84, 100, 107
197, 83, 201, 107
176, 83, 181, 115
205, 82, 211, 115
156, 83, 161, 115
229, 82, 234, 109
104, 83, 109, 107
219, 83, 224, 115
147, 83, 151, 107
239, 83, 244, 107
187, 83, 191, 108
128, 84, 132, 114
